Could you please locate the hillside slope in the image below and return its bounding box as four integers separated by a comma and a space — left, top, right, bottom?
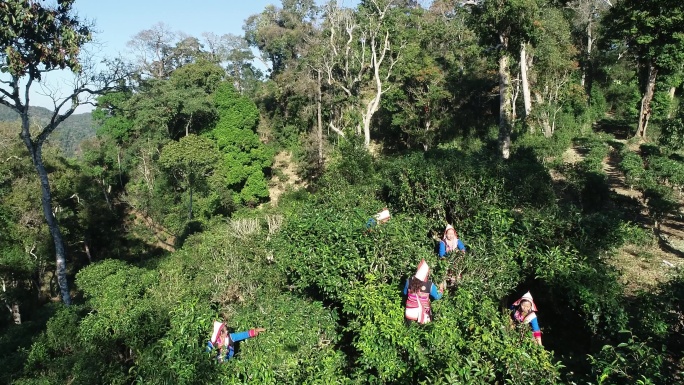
0, 105, 95, 157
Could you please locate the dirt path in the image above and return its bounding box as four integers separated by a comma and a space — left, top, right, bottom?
556, 143, 683, 292
602, 142, 643, 201
127, 207, 176, 252
268, 151, 305, 205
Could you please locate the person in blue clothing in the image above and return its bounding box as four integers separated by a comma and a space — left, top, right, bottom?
510, 292, 542, 346
438, 224, 465, 258
207, 321, 266, 362
365, 208, 391, 229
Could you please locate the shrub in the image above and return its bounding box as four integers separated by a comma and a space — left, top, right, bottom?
658, 110, 684, 152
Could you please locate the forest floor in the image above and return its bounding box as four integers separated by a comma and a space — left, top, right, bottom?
128, 208, 177, 252
559, 143, 684, 294
268, 151, 305, 205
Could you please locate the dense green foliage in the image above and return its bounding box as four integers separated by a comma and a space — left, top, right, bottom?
2, 0, 684, 384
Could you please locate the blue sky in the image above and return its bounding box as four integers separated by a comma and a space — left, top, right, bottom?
74, 0, 285, 59
29, 0, 359, 111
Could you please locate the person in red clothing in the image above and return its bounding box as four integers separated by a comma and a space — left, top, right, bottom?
207, 321, 266, 361
403, 259, 445, 324
510, 292, 542, 346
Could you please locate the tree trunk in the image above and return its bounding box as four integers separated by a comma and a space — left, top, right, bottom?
511, 72, 519, 123
362, 31, 391, 148
637, 64, 658, 138
521, 42, 532, 119
668, 86, 676, 118
188, 176, 193, 221
316, 70, 324, 167
581, 19, 593, 89
2, 279, 22, 324
20, 115, 71, 305
499, 35, 512, 160
12, 303, 21, 325
117, 146, 123, 188
362, 59, 382, 148
185, 113, 192, 137
101, 179, 113, 211
84, 239, 93, 263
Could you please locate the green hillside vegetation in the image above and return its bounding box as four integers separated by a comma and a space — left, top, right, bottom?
0, 105, 95, 157
1, 0, 683, 384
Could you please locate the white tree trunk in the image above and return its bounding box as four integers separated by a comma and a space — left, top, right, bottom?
12, 303, 21, 325
637, 64, 657, 138
581, 19, 593, 88
20, 113, 72, 305
520, 42, 532, 119
316, 70, 324, 166
361, 28, 392, 148
499, 46, 512, 160
323, 1, 399, 148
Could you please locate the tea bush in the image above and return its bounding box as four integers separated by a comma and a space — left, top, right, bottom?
11, 136, 682, 384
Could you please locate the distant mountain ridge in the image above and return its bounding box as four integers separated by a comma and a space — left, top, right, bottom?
0, 104, 95, 157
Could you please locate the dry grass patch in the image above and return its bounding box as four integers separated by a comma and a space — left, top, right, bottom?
610, 244, 683, 294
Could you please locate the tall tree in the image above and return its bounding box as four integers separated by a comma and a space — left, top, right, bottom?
380, 3, 461, 150
245, 1, 319, 121
603, 0, 684, 138
473, 0, 543, 158
202, 32, 262, 95
158, 135, 220, 221
565, 0, 613, 91
127, 22, 178, 80
244, 0, 317, 76
322, 0, 405, 147
209, 83, 273, 206
531, 3, 578, 136
0, 0, 123, 304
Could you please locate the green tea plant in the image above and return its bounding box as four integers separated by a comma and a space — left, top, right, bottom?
619, 148, 649, 190
646, 155, 684, 194
586, 332, 664, 385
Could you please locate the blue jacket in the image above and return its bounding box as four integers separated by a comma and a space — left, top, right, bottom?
438, 239, 465, 258
206, 330, 255, 361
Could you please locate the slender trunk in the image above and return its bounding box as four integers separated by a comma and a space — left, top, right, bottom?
582, 19, 593, 89
362, 61, 382, 147
316, 70, 324, 167
637, 64, 658, 138
2, 279, 21, 324
521, 42, 532, 119
423, 120, 431, 151
511, 72, 519, 123
188, 176, 193, 221
542, 119, 552, 137
117, 146, 123, 188
84, 240, 93, 263
668, 86, 676, 118
12, 303, 21, 324
184, 113, 193, 137
20, 115, 71, 305
4, 303, 21, 325
101, 178, 113, 211
363, 31, 390, 148
499, 35, 512, 160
